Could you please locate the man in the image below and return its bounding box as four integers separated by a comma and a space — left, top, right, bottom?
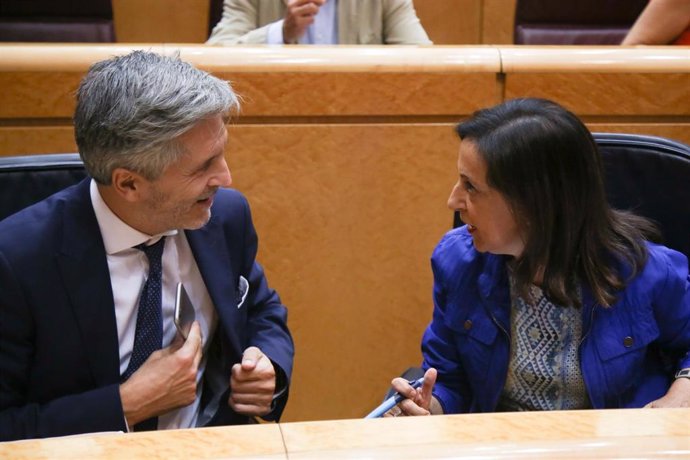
0, 50, 294, 441
207, 0, 431, 45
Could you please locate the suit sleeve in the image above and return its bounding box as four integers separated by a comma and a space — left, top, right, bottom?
0, 251, 127, 441
420, 235, 472, 414
382, 0, 432, 44
207, 0, 274, 44
238, 197, 294, 421
651, 247, 690, 371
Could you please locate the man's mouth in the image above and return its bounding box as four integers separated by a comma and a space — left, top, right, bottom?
196, 193, 215, 205
467, 224, 477, 233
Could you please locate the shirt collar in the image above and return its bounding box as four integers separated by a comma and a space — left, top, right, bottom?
89, 179, 177, 255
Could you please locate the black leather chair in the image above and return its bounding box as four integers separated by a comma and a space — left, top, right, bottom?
0, 0, 115, 42
0, 153, 87, 221
596, 133, 690, 259
513, 0, 647, 45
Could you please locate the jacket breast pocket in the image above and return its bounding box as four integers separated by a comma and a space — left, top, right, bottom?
445, 308, 499, 381
592, 305, 660, 394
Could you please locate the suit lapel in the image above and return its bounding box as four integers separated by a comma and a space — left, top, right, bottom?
186, 216, 242, 354
56, 179, 121, 386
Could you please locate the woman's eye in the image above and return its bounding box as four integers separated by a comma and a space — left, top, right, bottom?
463, 181, 476, 192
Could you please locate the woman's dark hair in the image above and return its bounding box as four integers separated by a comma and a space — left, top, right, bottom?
456, 98, 659, 307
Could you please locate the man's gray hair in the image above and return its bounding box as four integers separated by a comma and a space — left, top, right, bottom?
74, 50, 239, 184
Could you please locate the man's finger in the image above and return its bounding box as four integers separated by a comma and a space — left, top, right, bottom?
240, 346, 264, 371
180, 321, 202, 355
228, 401, 271, 417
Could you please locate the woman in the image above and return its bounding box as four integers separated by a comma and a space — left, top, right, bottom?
388, 98, 690, 416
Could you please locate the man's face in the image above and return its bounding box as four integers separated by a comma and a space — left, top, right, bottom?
140, 114, 232, 234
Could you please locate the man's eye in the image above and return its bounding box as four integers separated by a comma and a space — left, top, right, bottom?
463, 181, 476, 192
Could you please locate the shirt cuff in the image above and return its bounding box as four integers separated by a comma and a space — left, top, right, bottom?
267, 20, 285, 44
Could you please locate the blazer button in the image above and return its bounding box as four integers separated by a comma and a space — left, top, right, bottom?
464, 320, 473, 330
623, 336, 634, 348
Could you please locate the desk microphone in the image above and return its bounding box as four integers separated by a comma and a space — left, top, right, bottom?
365, 377, 425, 418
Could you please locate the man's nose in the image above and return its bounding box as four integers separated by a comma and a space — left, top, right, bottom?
210, 158, 232, 188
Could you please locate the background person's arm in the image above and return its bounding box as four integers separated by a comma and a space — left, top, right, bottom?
207, 0, 278, 45
621, 0, 690, 45
382, 0, 432, 45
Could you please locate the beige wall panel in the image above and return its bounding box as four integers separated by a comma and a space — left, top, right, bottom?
113, 0, 210, 43
0, 72, 497, 120
505, 73, 690, 115
482, 0, 517, 44
0, 127, 76, 156
415, 0, 481, 44
227, 123, 459, 421
585, 123, 690, 145
3, 123, 686, 158
222, 72, 498, 117
0, 73, 82, 119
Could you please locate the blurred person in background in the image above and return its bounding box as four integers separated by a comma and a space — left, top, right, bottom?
207, 0, 431, 45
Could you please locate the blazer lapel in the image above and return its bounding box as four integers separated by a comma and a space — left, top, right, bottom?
56, 179, 121, 386
186, 216, 242, 354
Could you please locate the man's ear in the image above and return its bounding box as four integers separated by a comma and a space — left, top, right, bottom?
111, 168, 147, 202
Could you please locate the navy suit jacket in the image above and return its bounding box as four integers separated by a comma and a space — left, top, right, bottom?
0, 179, 294, 441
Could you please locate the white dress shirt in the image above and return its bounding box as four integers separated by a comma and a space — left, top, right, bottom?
90, 180, 218, 430
267, 0, 338, 44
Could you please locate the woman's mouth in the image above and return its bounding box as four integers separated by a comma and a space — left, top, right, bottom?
467, 224, 477, 234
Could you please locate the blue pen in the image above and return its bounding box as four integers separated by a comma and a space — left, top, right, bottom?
365, 377, 425, 419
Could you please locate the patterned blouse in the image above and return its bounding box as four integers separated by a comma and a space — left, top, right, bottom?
496, 277, 591, 411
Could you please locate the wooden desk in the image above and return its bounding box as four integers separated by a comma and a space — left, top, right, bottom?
281, 408, 690, 458
2, 409, 688, 459
1, 424, 286, 459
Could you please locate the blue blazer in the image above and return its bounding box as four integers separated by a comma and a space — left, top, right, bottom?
0, 179, 294, 440
423, 226, 690, 414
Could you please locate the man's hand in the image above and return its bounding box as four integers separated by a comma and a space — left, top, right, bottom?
229, 346, 276, 416
644, 376, 690, 408
283, 0, 326, 44
119, 322, 203, 426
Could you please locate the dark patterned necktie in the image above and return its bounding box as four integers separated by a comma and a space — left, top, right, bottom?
122, 236, 166, 431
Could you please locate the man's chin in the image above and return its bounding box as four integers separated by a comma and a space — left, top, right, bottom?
179, 209, 212, 231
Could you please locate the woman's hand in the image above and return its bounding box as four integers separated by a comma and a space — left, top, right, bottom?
384, 368, 442, 417
644, 376, 690, 408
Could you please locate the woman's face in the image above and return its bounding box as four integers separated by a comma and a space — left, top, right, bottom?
447, 139, 525, 257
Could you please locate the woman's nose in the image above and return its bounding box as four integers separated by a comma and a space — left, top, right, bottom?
447, 183, 465, 211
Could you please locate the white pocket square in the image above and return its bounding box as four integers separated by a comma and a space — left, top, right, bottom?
237, 275, 249, 309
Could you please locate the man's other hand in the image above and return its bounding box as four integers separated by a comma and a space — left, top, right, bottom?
229, 346, 276, 416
